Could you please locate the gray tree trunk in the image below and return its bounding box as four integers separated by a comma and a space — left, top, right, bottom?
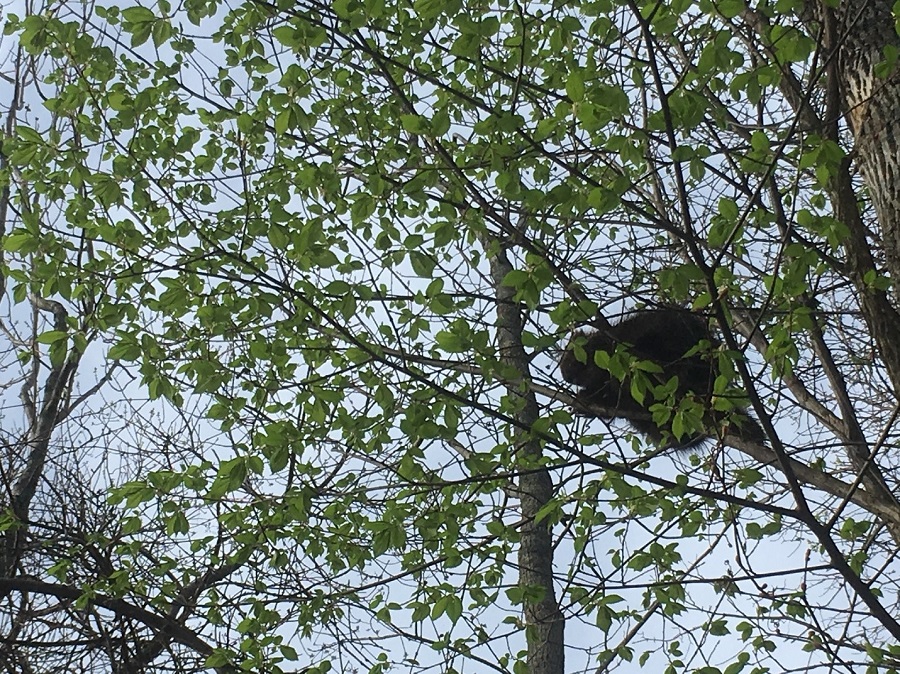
821, 1, 900, 284
489, 241, 565, 674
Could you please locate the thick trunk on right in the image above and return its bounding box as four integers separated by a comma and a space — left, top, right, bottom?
819, 1, 900, 283
805, 1, 900, 392
800, 1, 900, 535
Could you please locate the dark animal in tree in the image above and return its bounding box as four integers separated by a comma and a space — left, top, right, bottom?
559, 308, 765, 449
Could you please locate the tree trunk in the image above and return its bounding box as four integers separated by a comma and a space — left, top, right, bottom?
488, 240, 565, 674
820, 1, 900, 284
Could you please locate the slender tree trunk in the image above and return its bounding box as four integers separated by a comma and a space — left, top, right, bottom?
488, 240, 565, 674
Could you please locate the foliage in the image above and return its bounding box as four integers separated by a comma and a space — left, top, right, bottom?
0, 0, 899, 672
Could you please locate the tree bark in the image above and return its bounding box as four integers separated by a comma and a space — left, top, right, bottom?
488, 240, 565, 674
816, 1, 900, 283
790, 3, 900, 532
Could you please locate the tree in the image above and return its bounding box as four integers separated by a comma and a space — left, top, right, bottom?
2, 0, 900, 672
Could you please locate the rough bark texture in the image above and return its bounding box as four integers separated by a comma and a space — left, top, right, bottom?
488, 241, 564, 674
792, 2, 900, 391
809, 1, 900, 391
816, 1, 900, 509
738, 5, 900, 528
784, 3, 900, 533
824, 1, 900, 282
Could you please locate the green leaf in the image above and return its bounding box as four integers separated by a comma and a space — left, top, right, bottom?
272, 26, 298, 47
122, 6, 156, 22
716, 0, 744, 19
3, 231, 34, 252
566, 72, 585, 102
400, 114, 430, 134
152, 19, 173, 47
351, 195, 377, 223
36, 330, 67, 345
409, 250, 436, 277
